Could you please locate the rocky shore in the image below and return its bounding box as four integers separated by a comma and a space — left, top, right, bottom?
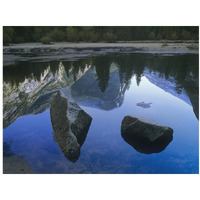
3, 42, 199, 66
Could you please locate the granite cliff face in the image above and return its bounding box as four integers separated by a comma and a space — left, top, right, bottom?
3, 63, 90, 128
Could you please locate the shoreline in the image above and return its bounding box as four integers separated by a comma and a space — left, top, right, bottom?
3, 42, 199, 66
3, 41, 199, 50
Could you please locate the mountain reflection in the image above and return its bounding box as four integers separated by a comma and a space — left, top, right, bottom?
3, 53, 199, 129
71, 62, 129, 110
3, 61, 91, 128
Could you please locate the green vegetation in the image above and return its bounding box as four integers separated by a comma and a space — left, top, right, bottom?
40, 35, 52, 44
3, 26, 199, 45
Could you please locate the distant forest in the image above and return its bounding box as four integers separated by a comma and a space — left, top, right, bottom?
3, 26, 199, 45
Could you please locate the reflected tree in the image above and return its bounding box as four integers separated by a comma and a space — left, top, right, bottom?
115, 54, 146, 86
134, 64, 145, 86
3, 59, 94, 86
93, 56, 112, 93
115, 55, 134, 86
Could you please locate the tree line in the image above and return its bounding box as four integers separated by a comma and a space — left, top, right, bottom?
3, 26, 199, 45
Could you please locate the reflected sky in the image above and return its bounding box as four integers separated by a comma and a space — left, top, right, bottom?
3, 53, 199, 174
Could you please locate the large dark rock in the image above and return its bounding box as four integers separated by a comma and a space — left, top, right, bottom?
50, 89, 92, 162
121, 116, 173, 154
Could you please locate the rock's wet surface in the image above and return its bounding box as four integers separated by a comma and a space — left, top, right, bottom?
121, 116, 173, 154
50, 89, 92, 162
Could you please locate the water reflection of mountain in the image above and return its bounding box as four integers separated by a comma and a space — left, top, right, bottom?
71, 56, 136, 110
3, 62, 91, 128
71, 64, 129, 110
72, 54, 198, 117
142, 55, 199, 119
3, 53, 199, 129
117, 54, 198, 119
144, 70, 192, 105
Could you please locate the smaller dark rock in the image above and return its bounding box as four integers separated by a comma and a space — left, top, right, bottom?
121, 115, 173, 154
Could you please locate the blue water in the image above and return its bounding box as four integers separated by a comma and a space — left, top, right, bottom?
3, 53, 199, 173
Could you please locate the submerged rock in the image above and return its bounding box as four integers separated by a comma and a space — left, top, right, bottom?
50, 88, 92, 162
3, 142, 34, 174
136, 102, 152, 108
121, 115, 173, 154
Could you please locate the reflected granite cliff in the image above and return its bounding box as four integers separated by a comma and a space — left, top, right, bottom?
50, 89, 92, 162
3, 53, 199, 129
3, 62, 90, 128
183, 72, 199, 119
71, 63, 130, 110
141, 54, 199, 119
144, 69, 199, 119
71, 54, 198, 116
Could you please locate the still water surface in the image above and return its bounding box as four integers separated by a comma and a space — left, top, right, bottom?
3, 53, 199, 173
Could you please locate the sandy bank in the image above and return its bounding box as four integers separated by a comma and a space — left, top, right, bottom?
3, 41, 199, 51
3, 42, 199, 66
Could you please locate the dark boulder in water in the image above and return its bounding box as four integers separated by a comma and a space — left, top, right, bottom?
121, 115, 173, 154
50, 88, 92, 162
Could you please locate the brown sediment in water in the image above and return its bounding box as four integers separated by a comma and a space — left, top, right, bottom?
3, 155, 34, 174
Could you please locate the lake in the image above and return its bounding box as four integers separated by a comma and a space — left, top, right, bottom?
3, 53, 199, 174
